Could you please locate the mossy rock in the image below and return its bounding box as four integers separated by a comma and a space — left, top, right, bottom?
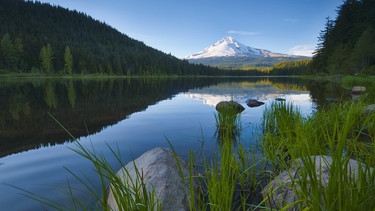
215, 101, 245, 114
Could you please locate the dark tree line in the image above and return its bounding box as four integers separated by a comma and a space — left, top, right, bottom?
312, 0, 375, 75
0, 0, 232, 76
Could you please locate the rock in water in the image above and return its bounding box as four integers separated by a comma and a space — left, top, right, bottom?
215, 100, 245, 114
246, 99, 265, 108
107, 148, 193, 211
351, 86, 366, 95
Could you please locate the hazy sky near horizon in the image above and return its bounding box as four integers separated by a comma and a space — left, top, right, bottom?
37, 0, 343, 58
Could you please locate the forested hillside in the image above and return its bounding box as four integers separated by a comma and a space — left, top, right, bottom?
312, 0, 375, 75
266, 59, 312, 75
0, 0, 221, 76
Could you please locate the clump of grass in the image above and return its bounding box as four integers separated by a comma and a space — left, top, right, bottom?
215, 106, 242, 142
261, 100, 375, 210
261, 101, 312, 171
187, 141, 266, 211
185, 105, 268, 211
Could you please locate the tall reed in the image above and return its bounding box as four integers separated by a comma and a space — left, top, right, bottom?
185, 103, 268, 211
261, 100, 375, 210
214, 105, 242, 142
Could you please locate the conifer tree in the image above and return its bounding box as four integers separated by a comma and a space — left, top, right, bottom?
64, 46, 73, 74
40, 44, 54, 74
312, 17, 334, 73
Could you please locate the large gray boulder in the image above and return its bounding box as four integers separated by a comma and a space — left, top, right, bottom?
107, 148, 193, 211
262, 155, 371, 210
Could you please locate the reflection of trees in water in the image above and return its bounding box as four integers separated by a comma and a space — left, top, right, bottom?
266, 77, 308, 91
44, 80, 58, 109
191, 77, 308, 97
307, 80, 352, 109
66, 80, 76, 108
8, 95, 31, 120
0, 77, 341, 158
0, 77, 240, 157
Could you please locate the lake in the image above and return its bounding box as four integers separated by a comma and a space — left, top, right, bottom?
0, 77, 351, 210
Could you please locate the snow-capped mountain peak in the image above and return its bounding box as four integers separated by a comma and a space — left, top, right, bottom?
185, 36, 292, 59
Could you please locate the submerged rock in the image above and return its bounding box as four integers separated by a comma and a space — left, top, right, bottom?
246, 99, 265, 108
216, 100, 245, 114
107, 148, 193, 211
262, 155, 372, 210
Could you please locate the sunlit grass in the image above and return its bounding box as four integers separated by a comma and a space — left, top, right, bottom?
261, 100, 375, 210
186, 104, 268, 211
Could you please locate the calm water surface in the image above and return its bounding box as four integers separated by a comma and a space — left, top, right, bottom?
0, 77, 350, 210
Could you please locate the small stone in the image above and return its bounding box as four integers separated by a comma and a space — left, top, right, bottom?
246, 99, 265, 108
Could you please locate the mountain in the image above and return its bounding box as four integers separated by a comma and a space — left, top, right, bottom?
186, 36, 294, 59
185, 37, 307, 69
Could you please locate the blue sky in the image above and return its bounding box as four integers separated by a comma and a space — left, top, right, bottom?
37, 0, 343, 58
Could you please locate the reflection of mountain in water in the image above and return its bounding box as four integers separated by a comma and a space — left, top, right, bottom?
186, 77, 310, 106
1, 77, 346, 158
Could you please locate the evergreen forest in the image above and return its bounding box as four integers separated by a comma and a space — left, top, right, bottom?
0, 0, 226, 76
312, 0, 375, 75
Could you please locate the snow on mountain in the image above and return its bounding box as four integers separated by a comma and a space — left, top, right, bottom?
185, 36, 294, 59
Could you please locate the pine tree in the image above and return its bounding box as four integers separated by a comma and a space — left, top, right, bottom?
312, 17, 335, 73
13, 37, 24, 71
39, 43, 54, 74
64, 46, 73, 74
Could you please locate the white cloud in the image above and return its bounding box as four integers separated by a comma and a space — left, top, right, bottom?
227, 30, 261, 36
289, 44, 315, 57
